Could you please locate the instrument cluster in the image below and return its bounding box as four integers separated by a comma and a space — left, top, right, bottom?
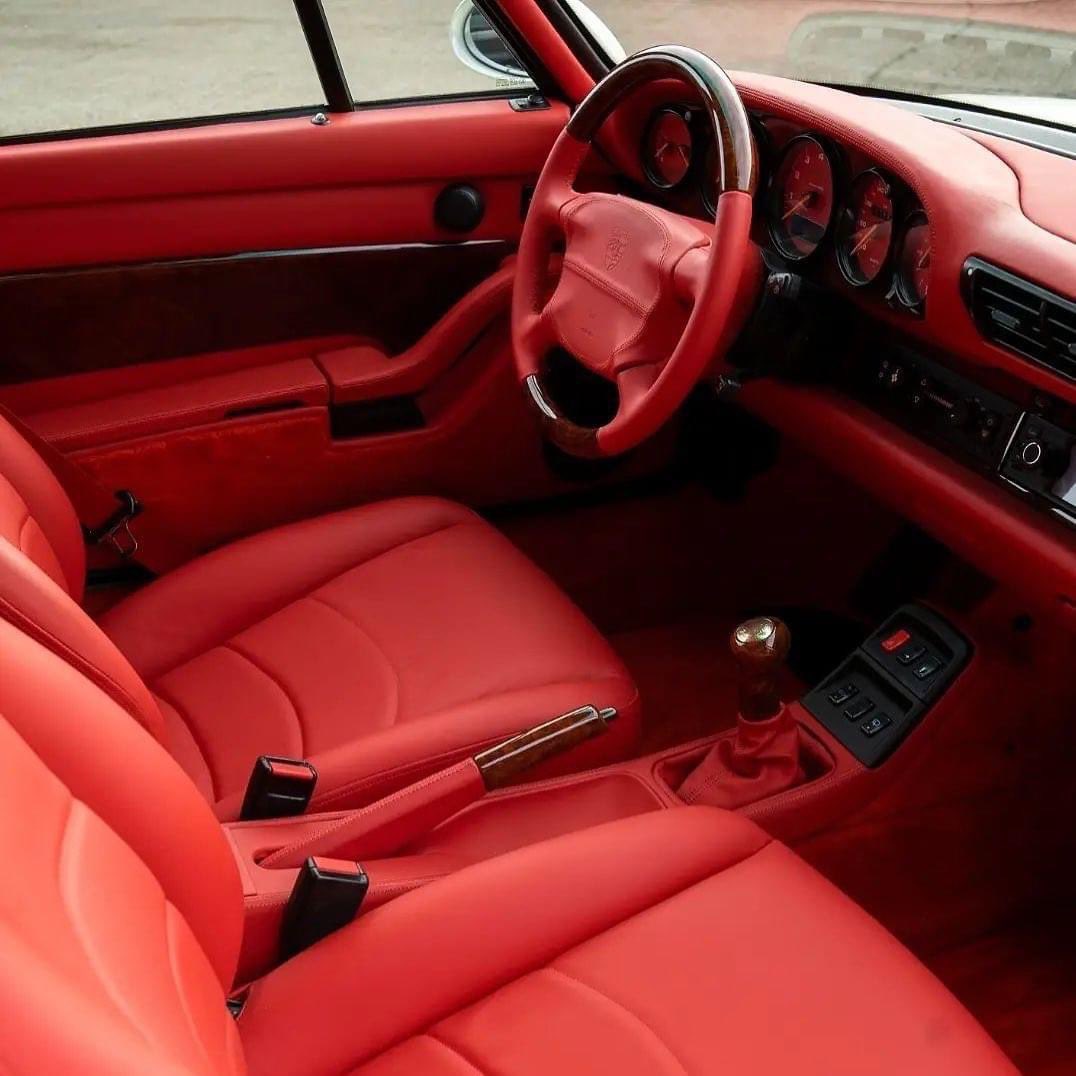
638, 106, 931, 316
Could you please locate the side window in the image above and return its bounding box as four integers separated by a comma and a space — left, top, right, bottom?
324, 0, 535, 103
0, 1, 535, 143
0, 1, 325, 139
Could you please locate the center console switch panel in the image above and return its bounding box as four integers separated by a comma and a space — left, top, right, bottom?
802, 604, 971, 767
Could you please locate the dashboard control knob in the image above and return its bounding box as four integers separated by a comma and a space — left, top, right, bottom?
1020, 440, 1044, 467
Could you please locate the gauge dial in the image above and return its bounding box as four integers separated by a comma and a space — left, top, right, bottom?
896, 210, 931, 309
642, 108, 693, 190
837, 170, 895, 286
768, 135, 834, 260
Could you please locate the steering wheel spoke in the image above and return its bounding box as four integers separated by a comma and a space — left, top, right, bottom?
615, 363, 660, 416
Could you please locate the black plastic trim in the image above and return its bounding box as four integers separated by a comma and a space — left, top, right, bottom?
0, 105, 329, 149
802, 603, 972, 767
330, 396, 426, 439
293, 0, 354, 113
535, 0, 610, 81
476, 0, 560, 98
963, 256, 1076, 384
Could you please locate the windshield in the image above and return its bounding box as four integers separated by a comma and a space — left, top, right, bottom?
579, 0, 1076, 128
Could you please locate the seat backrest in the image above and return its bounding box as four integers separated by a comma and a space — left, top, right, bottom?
0, 411, 85, 600
0, 536, 167, 743
0, 615, 245, 1074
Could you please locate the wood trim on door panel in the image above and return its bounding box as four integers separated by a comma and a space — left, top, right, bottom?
0, 241, 510, 384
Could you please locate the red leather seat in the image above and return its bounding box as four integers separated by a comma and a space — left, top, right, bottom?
0, 416, 638, 816
0, 615, 1014, 1074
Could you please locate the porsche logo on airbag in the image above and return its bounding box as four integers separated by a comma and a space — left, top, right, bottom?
604, 229, 630, 271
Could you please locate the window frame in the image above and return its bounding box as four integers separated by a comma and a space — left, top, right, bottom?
0, 0, 556, 147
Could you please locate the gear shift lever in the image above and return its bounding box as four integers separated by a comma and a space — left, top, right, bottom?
677, 615, 804, 808
731, 616, 792, 721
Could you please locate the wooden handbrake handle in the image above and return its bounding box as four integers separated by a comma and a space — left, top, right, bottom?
474, 705, 618, 791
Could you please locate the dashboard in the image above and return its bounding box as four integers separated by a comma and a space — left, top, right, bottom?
606, 71, 1076, 617
638, 107, 930, 317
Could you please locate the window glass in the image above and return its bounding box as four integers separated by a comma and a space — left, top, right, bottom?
583, 0, 1076, 129
324, 0, 535, 103
0, 0, 324, 138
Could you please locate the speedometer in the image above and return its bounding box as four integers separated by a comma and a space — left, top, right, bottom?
836, 170, 895, 287
767, 135, 834, 260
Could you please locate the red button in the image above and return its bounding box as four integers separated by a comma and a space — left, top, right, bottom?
881, 628, 911, 652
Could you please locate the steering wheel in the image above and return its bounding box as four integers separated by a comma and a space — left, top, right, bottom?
511, 46, 758, 458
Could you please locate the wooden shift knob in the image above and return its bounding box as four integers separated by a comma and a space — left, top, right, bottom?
730, 616, 791, 721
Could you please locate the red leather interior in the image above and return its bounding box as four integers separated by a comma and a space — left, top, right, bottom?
738, 378, 1076, 621
0, 409, 85, 597
260, 758, 487, 869
511, 114, 761, 455
0, 523, 1013, 1074
970, 130, 1076, 246
14, 299, 672, 562
0, 404, 642, 818
98, 495, 640, 816
725, 73, 1076, 409
317, 261, 517, 406
677, 704, 806, 808
0, 538, 165, 742
0, 616, 243, 994
0, 100, 569, 273
25, 357, 329, 452
240, 807, 1014, 1074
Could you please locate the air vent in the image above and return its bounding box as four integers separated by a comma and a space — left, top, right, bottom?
965, 258, 1076, 383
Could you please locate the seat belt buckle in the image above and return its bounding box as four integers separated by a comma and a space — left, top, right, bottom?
240, 755, 317, 821
280, 856, 368, 959
83, 489, 143, 558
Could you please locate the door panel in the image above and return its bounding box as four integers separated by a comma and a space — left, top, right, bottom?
0, 96, 670, 560
0, 101, 567, 271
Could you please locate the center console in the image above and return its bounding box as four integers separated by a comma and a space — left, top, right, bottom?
224, 604, 974, 985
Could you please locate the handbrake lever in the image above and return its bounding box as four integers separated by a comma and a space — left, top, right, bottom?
259, 704, 617, 870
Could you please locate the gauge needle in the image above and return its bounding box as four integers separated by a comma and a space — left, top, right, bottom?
850, 223, 880, 256
782, 195, 809, 221
656, 141, 690, 165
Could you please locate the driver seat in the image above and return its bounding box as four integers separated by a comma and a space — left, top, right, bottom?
0, 414, 639, 818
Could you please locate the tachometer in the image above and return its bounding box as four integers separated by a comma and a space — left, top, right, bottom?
642, 108, 693, 190
836, 170, 895, 286
895, 210, 931, 310
768, 135, 834, 260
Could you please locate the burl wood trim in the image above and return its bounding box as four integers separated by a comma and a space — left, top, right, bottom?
474, 705, 617, 791
0, 241, 510, 385
730, 616, 792, 721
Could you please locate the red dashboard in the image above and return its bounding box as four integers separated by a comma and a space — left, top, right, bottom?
605, 72, 1076, 621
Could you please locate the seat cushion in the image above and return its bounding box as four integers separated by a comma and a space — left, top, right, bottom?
239, 807, 1014, 1075
100, 497, 639, 817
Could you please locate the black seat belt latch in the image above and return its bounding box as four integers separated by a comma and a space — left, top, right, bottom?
83, 489, 143, 558
280, 856, 369, 958
240, 755, 317, 821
